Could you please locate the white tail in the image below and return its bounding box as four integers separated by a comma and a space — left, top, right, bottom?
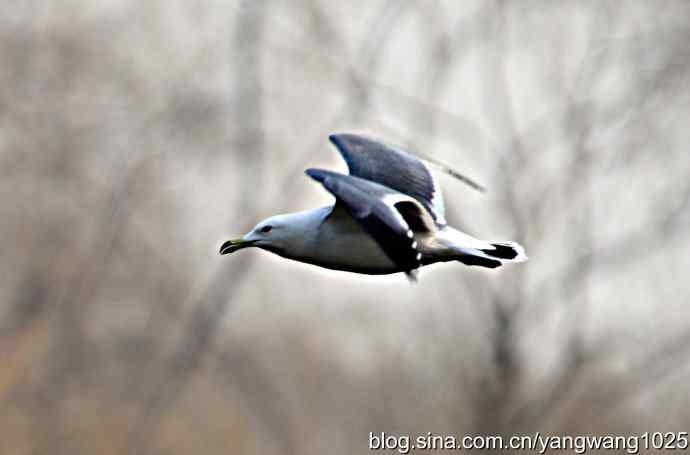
438, 227, 528, 269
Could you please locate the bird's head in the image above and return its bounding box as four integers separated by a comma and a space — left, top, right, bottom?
219, 214, 302, 256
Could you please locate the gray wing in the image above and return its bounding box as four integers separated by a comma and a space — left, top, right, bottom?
328, 134, 485, 226
306, 168, 434, 279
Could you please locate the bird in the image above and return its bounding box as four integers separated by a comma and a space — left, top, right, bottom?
220, 133, 527, 281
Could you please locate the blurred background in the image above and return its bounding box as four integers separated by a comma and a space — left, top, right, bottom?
2, 1, 690, 454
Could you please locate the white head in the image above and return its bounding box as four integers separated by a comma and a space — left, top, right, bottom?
219, 212, 314, 258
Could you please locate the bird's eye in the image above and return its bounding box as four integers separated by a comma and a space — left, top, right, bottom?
260, 225, 273, 233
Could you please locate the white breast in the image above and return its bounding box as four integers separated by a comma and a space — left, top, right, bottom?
307, 209, 399, 274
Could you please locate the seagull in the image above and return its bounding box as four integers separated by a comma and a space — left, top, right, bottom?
220, 133, 527, 281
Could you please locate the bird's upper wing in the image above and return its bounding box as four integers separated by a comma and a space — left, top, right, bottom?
328, 134, 485, 227
306, 168, 435, 280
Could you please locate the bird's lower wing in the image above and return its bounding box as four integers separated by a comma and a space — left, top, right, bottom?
306, 168, 431, 280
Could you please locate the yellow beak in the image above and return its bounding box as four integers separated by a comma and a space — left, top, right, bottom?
219, 238, 256, 255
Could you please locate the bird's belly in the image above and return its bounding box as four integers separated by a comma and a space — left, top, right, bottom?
306, 231, 399, 274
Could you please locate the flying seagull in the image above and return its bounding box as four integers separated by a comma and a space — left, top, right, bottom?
220, 134, 527, 281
